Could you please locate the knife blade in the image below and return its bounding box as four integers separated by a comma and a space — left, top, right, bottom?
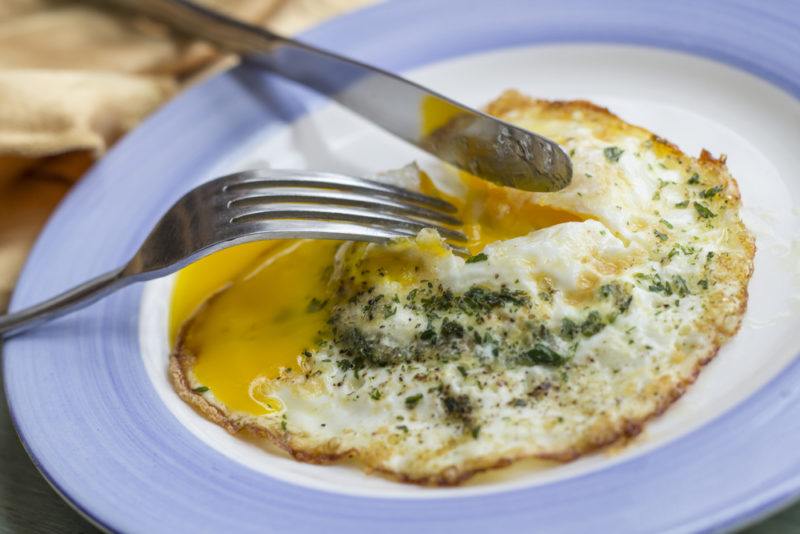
108, 0, 572, 192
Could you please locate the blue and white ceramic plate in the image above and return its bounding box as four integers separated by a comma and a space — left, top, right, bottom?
6, 1, 800, 532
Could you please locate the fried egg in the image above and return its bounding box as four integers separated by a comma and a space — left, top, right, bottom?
169, 91, 755, 485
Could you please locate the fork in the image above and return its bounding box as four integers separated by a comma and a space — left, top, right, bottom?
0, 169, 466, 337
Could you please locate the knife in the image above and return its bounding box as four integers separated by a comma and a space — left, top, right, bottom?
107, 0, 572, 192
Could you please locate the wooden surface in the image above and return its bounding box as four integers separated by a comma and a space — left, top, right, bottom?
0, 342, 796, 532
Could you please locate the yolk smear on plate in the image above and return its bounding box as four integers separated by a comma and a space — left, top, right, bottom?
172, 240, 339, 415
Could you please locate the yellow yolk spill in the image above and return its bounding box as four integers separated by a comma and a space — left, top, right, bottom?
169, 241, 277, 344
418, 98, 585, 254
172, 240, 338, 415
419, 171, 584, 255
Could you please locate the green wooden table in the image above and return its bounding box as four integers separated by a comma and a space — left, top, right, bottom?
0, 355, 796, 532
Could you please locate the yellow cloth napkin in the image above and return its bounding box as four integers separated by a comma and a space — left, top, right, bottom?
0, 0, 373, 309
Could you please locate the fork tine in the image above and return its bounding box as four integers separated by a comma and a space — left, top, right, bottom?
226, 188, 462, 226
228, 204, 467, 242
220, 169, 458, 213
225, 219, 468, 256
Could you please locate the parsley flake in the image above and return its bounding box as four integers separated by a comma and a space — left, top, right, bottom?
405, 393, 423, 409
673, 275, 690, 297
465, 252, 488, 264
693, 202, 716, 218
519, 343, 566, 367
701, 184, 725, 199
604, 146, 624, 162
560, 317, 578, 340
580, 311, 606, 337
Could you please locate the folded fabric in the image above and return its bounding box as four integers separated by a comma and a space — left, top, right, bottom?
0, 0, 373, 309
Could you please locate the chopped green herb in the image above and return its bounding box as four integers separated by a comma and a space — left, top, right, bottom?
580, 311, 606, 337
442, 394, 473, 420
465, 252, 488, 264
440, 319, 465, 339
471, 426, 482, 439
459, 285, 528, 312
604, 146, 624, 162
336, 327, 374, 368
701, 184, 724, 199
560, 317, 578, 340
369, 388, 382, 401
674, 200, 689, 208
306, 297, 328, 313
361, 294, 385, 319
673, 275, 690, 297
698, 279, 709, 290
660, 219, 674, 229
396, 425, 409, 433
419, 328, 437, 342
519, 343, 566, 367
688, 173, 700, 185
644, 273, 673, 296
192, 386, 209, 394
693, 202, 716, 218
405, 393, 423, 409
457, 365, 468, 377
599, 283, 632, 313
654, 229, 668, 241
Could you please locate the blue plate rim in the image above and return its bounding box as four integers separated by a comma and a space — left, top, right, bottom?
4, 0, 800, 532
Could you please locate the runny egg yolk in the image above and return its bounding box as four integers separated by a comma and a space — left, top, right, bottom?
173, 240, 339, 414
419, 171, 584, 255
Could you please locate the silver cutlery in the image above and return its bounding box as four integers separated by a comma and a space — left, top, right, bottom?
0, 170, 466, 336
107, 0, 572, 193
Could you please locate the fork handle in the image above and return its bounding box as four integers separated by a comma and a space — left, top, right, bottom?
0, 268, 129, 338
